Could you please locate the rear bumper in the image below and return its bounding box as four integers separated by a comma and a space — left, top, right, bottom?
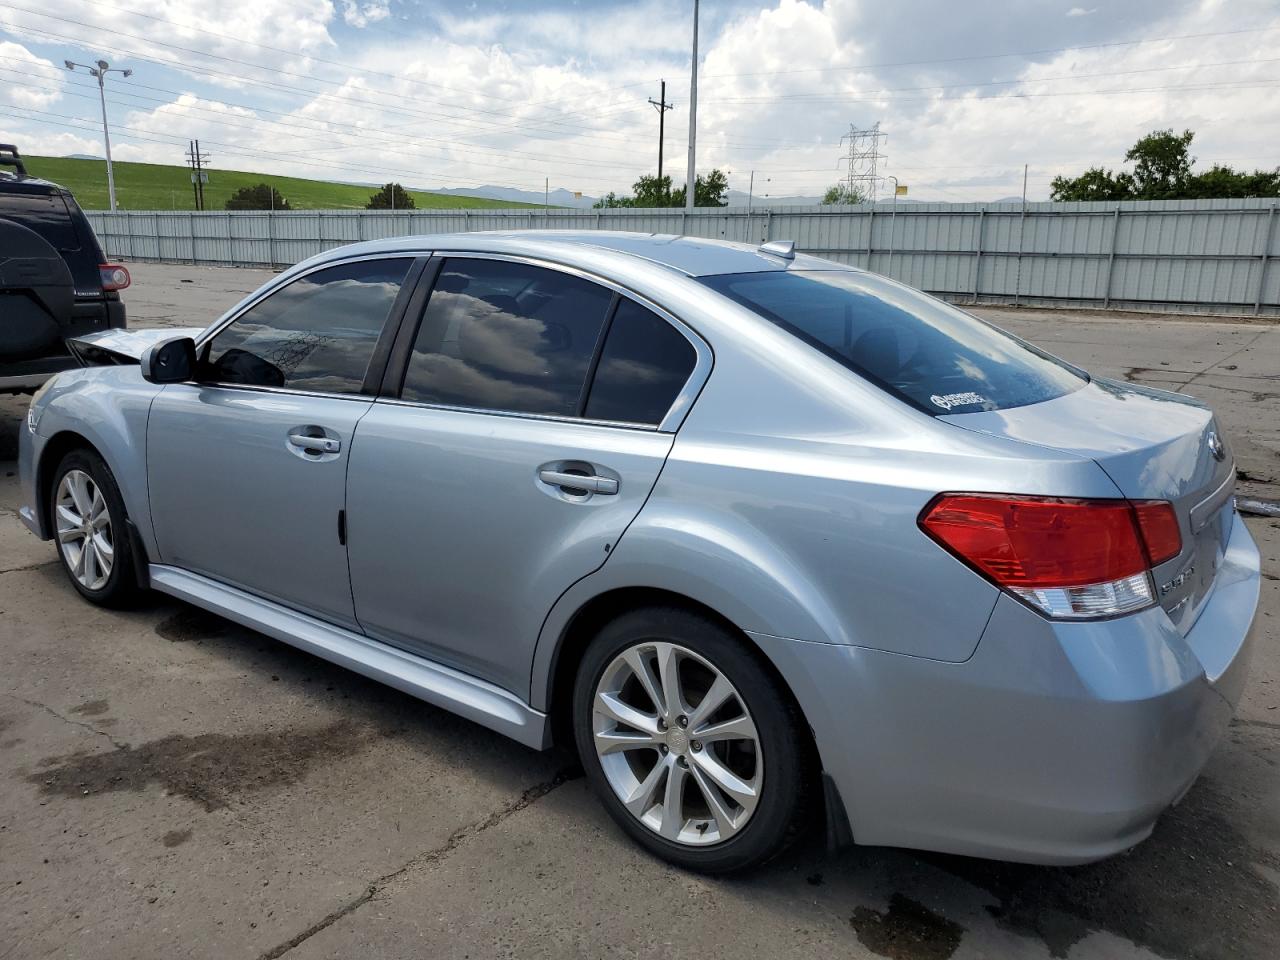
754, 512, 1260, 865
0, 354, 79, 394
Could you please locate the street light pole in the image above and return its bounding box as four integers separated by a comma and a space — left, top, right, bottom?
685, 0, 699, 214
65, 59, 132, 212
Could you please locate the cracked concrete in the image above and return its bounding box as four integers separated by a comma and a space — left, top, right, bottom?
1, 264, 1277, 960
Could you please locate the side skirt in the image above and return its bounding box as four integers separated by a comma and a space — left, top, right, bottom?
148, 564, 550, 750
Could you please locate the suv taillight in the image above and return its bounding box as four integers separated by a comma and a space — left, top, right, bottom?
99, 263, 130, 291
918, 494, 1182, 620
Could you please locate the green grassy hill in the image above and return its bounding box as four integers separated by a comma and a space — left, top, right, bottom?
19, 155, 543, 211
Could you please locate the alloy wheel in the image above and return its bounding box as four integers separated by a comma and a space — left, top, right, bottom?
592, 641, 762, 846
55, 469, 114, 591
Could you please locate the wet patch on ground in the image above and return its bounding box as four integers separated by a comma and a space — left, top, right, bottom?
927, 775, 1280, 959
69, 699, 110, 717
162, 828, 193, 848
25, 720, 377, 811
850, 893, 964, 960
155, 606, 234, 643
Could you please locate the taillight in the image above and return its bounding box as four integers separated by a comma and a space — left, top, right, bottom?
99, 263, 130, 291
919, 493, 1182, 620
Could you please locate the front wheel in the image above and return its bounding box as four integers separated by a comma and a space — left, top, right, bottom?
50, 449, 140, 607
573, 606, 810, 873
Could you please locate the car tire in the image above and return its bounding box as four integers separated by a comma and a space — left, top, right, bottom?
573, 605, 810, 873
49, 449, 140, 607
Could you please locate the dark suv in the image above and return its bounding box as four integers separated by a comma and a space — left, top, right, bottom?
1, 144, 129, 393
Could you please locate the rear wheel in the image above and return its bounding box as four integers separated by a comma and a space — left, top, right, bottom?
573, 606, 809, 873
50, 449, 139, 607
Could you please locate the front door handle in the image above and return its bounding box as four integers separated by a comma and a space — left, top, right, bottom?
288, 432, 340, 454
538, 469, 618, 495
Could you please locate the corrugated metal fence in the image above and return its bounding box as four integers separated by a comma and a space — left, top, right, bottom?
87, 198, 1280, 316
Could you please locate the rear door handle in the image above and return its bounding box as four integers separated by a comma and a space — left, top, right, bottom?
538, 469, 618, 495
288, 432, 340, 454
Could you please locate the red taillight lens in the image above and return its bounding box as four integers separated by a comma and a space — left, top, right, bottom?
99, 263, 130, 291
1132, 500, 1182, 566
920, 494, 1147, 588
918, 493, 1182, 620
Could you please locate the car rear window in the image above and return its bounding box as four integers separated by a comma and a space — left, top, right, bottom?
700, 270, 1086, 414
0, 192, 82, 252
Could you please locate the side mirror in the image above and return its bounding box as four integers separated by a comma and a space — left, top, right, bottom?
141, 337, 196, 384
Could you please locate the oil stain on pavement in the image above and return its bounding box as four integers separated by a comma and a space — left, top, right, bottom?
25, 721, 376, 811
850, 893, 964, 960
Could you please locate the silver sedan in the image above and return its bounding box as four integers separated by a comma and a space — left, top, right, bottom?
18, 231, 1259, 873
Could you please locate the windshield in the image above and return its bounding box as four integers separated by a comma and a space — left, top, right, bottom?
701, 270, 1087, 414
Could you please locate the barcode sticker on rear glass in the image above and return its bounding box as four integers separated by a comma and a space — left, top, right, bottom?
930, 392, 987, 411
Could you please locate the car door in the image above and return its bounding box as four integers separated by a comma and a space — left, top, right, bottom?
345, 255, 708, 695
147, 255, 420, 629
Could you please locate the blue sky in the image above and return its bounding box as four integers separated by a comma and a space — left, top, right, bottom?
2, 0, 1279, 202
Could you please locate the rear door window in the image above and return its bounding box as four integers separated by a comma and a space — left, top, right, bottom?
700, 270, 1085, 414
401, 258, 614, 417
584, 299, 697, 425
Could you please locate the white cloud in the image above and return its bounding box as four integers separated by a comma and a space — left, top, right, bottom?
1067, 7, 1098, 16
341, 1, 390, 28
0, 40, 65, 109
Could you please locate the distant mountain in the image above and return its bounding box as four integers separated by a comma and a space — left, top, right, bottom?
429, 185, 599, 208
724, 189, 824, 207
67, 153, 102, 161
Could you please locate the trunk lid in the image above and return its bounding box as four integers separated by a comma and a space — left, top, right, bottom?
943, 377, 1235, 635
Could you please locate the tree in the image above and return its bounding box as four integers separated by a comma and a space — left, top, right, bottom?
224, 183, 291, 210
1125, 129, 1195, 199
1048, 167, 1134, 202
821, 182, 867, 205
593, 169, 730, 208
366, 183, 416, 210
1050, 129, 1280, 201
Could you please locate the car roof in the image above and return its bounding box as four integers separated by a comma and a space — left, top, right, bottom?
0, 170, 65, 196
303, 230, 853, 279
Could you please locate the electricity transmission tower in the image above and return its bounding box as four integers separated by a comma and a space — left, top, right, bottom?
838, 122, 887, 201
648, 79, 674, 184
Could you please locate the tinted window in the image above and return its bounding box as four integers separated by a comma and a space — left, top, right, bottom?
201, 258, 411, 394
585, 300, 696, 425
701, 271, 1085, 414
0, 193, 81, 252
402, 258, 614, 417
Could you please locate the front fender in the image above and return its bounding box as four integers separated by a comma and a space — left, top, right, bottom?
27, 368, 161, 554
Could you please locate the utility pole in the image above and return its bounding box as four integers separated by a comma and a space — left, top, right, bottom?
685, 0, 699, 213
65, 59, 132, 212
648, 79, 674, 185
185, 140, 209, 211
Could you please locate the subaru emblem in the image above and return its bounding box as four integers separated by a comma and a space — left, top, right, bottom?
1207, 430, 1226, 462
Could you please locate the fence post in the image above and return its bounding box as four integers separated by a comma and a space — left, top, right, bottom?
1103, 207, 1121, 308
1255, 203, 1277, 315
865, 206, 874, 271
267, 210, 276, 269
971, 208, 985, 303
189, 212, 197, 265
463, 210, 470, 233
764, 209, 772, 243
1014, 203, 1027, 307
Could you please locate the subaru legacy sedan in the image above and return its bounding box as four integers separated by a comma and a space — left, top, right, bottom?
19, 232, 1258, 873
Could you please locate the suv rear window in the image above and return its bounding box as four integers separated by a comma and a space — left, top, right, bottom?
0, 192, 81, 252
701, 270, 1086, 414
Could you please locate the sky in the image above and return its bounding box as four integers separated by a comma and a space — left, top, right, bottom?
1, 0, 1279, 202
